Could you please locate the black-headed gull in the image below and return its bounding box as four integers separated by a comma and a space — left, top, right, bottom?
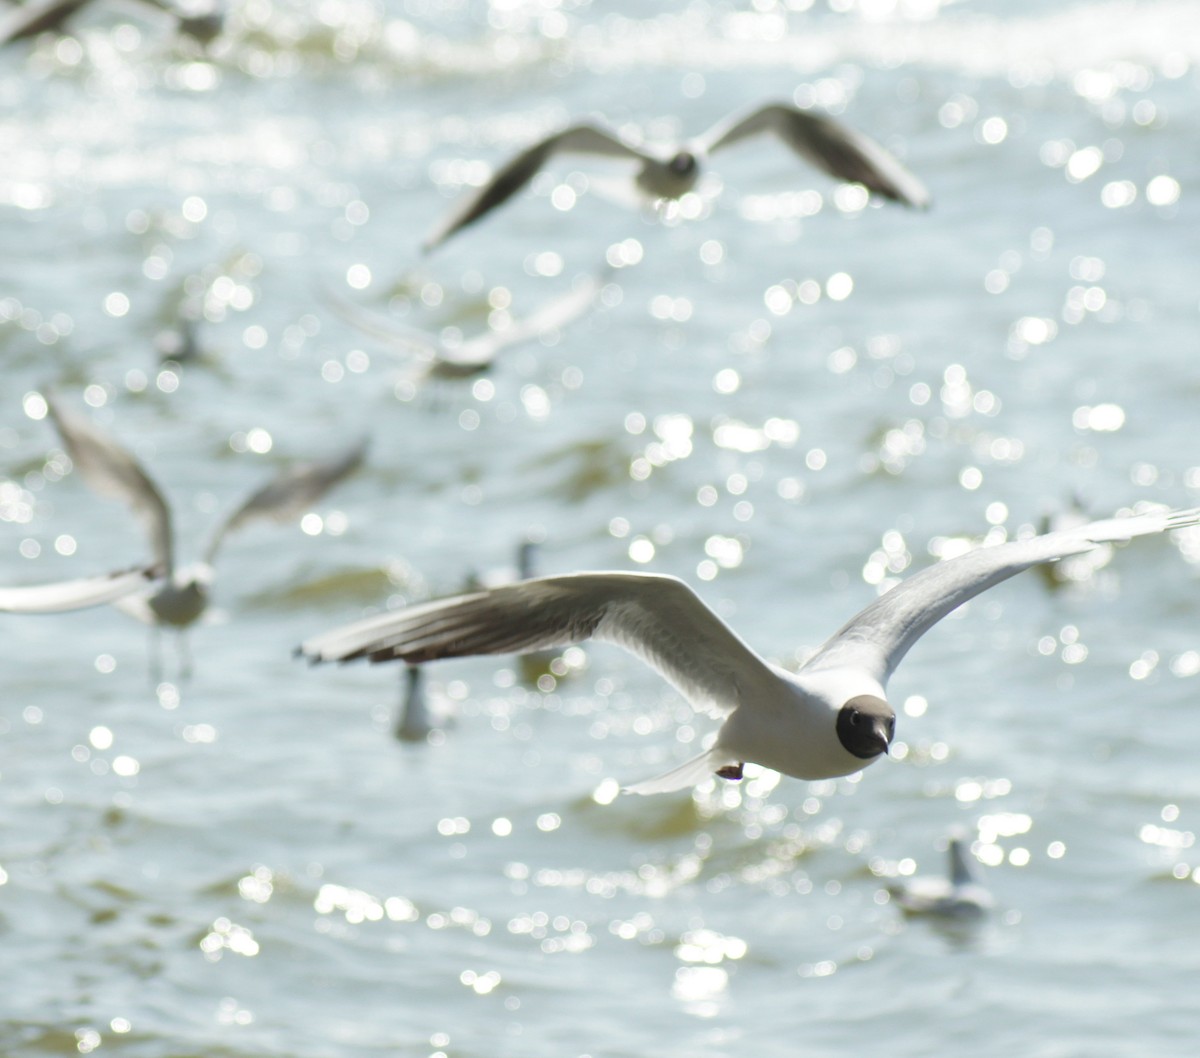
46, 393, 365, 674
299, 505, 1198, 794
423, 101, 931, 250
0, 564, 160, 614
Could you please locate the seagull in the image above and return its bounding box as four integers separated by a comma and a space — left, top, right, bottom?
887, 833, 995, 918
300, 504, 1199, 794
46, 393, 366, 676
422, 101, 931, 251
0, 564, 161, 614
323, 271, 608, 381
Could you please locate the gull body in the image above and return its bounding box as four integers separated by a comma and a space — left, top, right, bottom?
47, 394, 365, 672
423, 101, 931, 250
301, 504, 1199, 794
0, 564, 160, 614
888, 835, 994, 918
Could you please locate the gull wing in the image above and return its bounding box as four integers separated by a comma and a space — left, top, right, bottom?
422, 123, 649, 251
0, 0, 91, 45
203, 438, 367, 563
701, 103, 931, 209
46, 395, 175, 574
320, 285, 440, 362
300, 571, 775, 720
445, 271, 607, 368
802, 506, 1200, 685
0, 564, 159, 613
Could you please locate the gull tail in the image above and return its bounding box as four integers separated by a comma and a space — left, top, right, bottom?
623, 749, 725, 796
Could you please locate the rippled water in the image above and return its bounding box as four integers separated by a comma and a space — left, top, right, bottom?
2, 1, 1199, 1055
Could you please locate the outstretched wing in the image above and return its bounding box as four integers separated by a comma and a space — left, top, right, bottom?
802, 506, 1200, 685
204, 438, 367, 563
422, 123, 650, 251
701, 103, 931, 209
0, 0, 91, 45
447, 270, 608, 368
46, 395, 175, 574
300, 571, 775, 720
0, 564, 160, 613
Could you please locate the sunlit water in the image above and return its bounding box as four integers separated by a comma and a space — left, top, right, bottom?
2, 1, 1199, 1055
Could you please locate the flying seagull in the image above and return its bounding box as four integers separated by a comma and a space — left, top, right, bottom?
423, 101, 931, 250
46, 393, 365, 675
300, 505, 1198, 794
0, 564, 161, 614
887, 832, 995, 918
323, 271, 607, 381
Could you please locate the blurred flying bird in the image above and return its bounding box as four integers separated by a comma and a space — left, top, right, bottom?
47, 393, 366, 678
0, 564, 161, 613
887, 832, 995, 918
423, 102, 931, 250
323, 271, 608, 381
301, 505, 1198, 794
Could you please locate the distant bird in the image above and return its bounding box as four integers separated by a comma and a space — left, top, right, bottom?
0, 564, 160, 614
888, 833, 995, 918
46, 393, 365, 678
300, 504, 1198, 794
423, 102, 931, 250
323, 272, 607, 381
1037, 495, 1114, 588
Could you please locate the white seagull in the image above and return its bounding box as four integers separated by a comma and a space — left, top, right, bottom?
323, 271, 607, 381
0, 564, 161, 614
46, 393, 366, 675
299, 504, 1199, 794
887, 833, 995, 918
423, 101, 931, 251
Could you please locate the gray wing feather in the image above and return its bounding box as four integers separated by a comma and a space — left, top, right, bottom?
300, 572, 775, 719
204, 438, 367, 562
46, 395, 175, 573
803, 506, 1200, 684
702, 103, 931, 209
422, 123, 648, 250
1, 0, 91, 45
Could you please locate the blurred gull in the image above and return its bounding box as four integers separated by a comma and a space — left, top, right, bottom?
423, 101, 931, 250
1037, 494, 1114, 588
301, 504, 1199, 794
888, 832, 995, 918
47, 393, 365, 677
323, 271, 607, 381
0, 564, 160, 613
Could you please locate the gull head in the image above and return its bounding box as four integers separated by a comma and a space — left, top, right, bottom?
667, 150, 699, 178
836, 694, 894, 761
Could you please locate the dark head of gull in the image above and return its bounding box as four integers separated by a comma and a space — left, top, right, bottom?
836, 694, 895, 760
666, 151, 699, 178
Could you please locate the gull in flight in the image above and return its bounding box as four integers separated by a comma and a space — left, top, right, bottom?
0, 564, 160, 613
323, 271, 608, 382
887, 832, 995, 918
300, 505, 1199, 794
423, 101, 931, 250
46, 393, 366, 676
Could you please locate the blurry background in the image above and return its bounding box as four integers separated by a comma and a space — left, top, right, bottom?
1, 1, 1198, 1055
